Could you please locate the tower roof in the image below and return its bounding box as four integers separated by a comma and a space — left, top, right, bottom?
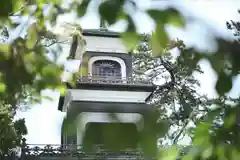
82, 29, 121, 38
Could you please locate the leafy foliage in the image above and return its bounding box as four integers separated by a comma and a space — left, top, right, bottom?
133, 35, 206, 146
0, 0, 239, 159
227, 10, 240, 43
0, 104, 27, 154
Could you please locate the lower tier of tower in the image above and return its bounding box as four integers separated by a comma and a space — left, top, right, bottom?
62, 112, 144, 147
61, 103, 158, 156
58, 81, 156, 112
58, 83, 157, 154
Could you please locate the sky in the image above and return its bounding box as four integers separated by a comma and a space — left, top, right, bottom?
15, 0, 240, 145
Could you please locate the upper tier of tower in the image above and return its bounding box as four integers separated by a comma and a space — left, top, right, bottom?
83, 29, 127, 53
57, 28, 129, 60
57, 27, 156, 112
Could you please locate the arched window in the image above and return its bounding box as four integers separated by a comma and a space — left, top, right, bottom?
92, 60, 122, 80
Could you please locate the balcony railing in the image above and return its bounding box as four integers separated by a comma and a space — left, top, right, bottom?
77, 74, 153, 86
2, 143, 190, 160
25, 144, 145, 158
3, 144, 149, 160
2, 140, 189, 160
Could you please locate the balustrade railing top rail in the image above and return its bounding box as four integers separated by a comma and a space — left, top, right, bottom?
77, 74, 153, 85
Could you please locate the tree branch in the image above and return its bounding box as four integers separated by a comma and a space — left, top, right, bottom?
148, 56, 176, 102
172, 120, 189, 144
159, 56, 175, 87
8, 6, 25, 17
43, 40, 67, 47
68, 35, 78, 59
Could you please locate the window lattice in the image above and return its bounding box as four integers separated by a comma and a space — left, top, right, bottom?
92, 60, 122, 80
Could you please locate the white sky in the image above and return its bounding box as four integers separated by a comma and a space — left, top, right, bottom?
15, 0, 240, 144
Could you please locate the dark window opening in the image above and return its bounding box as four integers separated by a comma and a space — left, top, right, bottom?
92, 60, 122, 80
82, 122, 138, 151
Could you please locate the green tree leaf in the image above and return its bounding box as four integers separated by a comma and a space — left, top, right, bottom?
0, 44, 10, 58
35, 0, 61, 4
0, 0, 13, 18
147, 9, 168, 24
147, 8, 185, 28
98, 0, 125, 25
121, 16, 140, 52
26, 23, 39, 49
215, 71, 232, 95
167, 9, 185, 27
0, 82, 6, 92
224, 114, 236, 128
13, 0, 24, 13
160, 146, 179, 160
121, 32, 140, 52
151, 23, 168, 56
57, 84, 66, 96
77, 0, 90, 17
151, 31, 163, 56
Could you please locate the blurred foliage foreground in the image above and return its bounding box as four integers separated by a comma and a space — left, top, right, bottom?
0, 0, 240, 159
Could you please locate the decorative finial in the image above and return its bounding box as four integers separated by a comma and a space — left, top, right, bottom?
100, 18, 108, 31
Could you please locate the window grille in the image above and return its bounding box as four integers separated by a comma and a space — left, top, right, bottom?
92, 60, 122, 80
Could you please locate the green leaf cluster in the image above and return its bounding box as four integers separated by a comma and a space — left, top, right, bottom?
0, 0, 239, 159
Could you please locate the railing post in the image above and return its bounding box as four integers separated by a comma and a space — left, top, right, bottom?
20, 138, 26, 160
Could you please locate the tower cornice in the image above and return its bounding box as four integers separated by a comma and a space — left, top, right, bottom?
82, 29, 121, 38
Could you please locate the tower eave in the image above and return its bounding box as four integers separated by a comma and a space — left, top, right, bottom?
58, 83, 156, 112
67, 101, 153, 114
82, 29, 121, 38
